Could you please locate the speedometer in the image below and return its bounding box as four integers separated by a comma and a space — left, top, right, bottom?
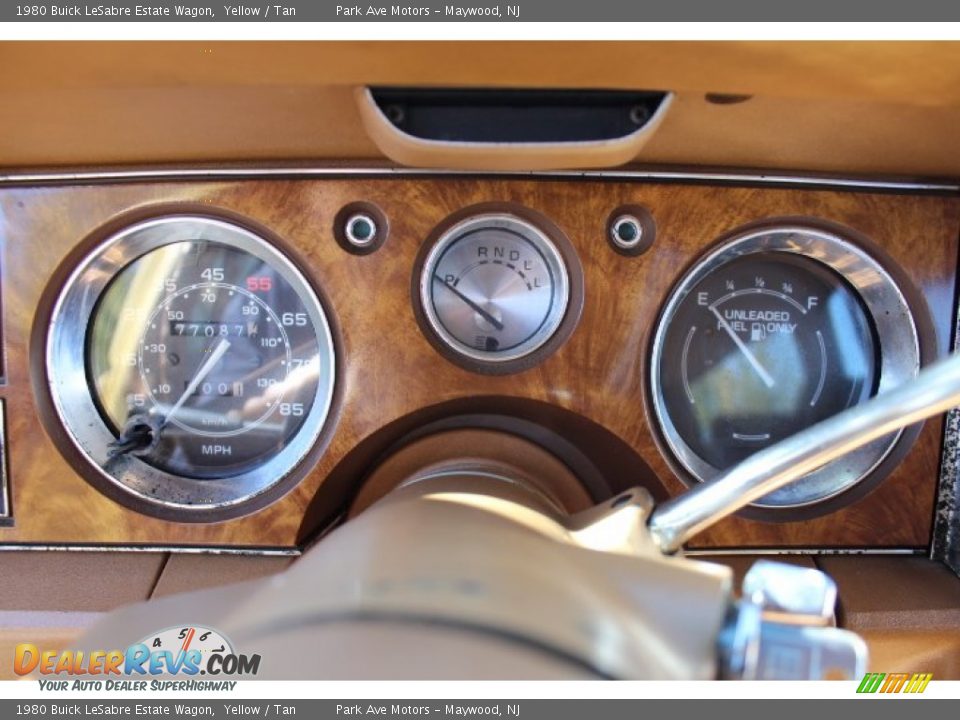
47, 215, 337, 519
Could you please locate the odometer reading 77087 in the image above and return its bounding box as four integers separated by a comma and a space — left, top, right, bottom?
138, 279, 294, 436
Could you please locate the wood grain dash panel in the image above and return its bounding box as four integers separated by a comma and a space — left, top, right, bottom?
0, 177, 956, 549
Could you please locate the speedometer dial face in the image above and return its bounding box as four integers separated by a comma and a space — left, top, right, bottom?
48, 216, 337, 517
650, 225, 920, 509
418, 213, 572, 370
90, 241, 322, 479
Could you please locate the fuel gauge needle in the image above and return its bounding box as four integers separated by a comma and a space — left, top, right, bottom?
163, 338, 232, 425
710, 306, 775, 388
434, 274, 504, 331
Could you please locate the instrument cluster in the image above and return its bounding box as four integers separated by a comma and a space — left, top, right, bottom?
39, 189, 932, 526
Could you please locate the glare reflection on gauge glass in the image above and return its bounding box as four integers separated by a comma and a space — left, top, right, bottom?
88, 240, 324, 480
657, 253, 878, 471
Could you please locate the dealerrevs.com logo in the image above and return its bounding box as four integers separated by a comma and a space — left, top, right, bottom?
15, 626, 260, 691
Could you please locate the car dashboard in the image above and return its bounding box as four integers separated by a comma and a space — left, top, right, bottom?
1, 40, 959, 680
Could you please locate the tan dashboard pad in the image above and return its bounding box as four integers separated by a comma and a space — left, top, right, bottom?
816, 556, 960, 631
3, 43, 960, 175
355, 87, 674, 171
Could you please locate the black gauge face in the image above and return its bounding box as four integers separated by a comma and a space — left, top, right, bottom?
48, 216, 337, 516
657, 253, 878, 470
650, 226, 920, 511
89, 240, 324, 479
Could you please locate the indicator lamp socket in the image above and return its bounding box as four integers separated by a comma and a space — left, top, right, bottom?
344, 214, 378, 247
610, 215, 644, 249
334, 202, 389, 256
606, 206, 655, 257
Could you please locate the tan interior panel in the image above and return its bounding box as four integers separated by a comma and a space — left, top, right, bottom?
0, 85, 378, 167
816, 555, 960, 631
0, 551, 293, 680
2, 42, 960, 176
858, 629, 960, 677
0, 551, 165, 612
0, 612, 102, 680
643, 93, 960, 178
3, 42, 960, 105
151, 554, 294, 598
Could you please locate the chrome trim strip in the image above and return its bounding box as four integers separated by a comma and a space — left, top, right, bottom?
0, 543, 915, 557
685, 548, 921, 557
0, 166, 956, 193
0, 544, 300, 556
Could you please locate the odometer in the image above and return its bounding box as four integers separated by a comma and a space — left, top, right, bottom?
47, 215, 337, 518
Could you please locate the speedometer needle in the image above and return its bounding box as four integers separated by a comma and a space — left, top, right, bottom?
710, 307, 776, 389
433, 274, 504, 331
163, 338, 232, 425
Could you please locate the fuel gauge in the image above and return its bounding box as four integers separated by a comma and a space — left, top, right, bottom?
650, 224, 922, 511
657, 252, 879, 471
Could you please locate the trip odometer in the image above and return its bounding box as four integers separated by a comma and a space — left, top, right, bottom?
47, 215, 337, 518
650, 223, 922, 511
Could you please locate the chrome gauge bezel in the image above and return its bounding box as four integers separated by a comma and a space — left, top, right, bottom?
418, 213, 572, 367
649, 224, 921, 509
45, 215, 337, 517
